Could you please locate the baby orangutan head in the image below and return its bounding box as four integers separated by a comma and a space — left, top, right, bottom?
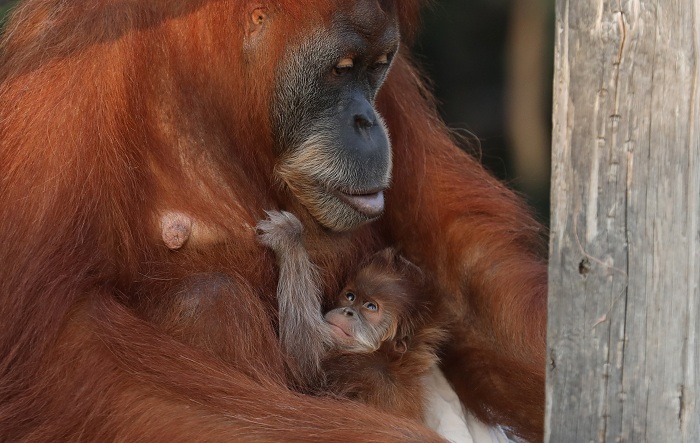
324, 248, 424, 354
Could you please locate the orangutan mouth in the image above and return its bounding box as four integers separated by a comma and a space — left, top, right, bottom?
336, 190, 385, 217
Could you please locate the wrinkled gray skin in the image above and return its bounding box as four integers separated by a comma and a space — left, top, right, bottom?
271, 14, 400, 231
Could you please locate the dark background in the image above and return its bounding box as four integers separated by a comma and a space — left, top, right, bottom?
415, 0, 554, 224
0, 0, 554, 223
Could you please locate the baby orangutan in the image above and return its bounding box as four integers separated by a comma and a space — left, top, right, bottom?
257, 211, 445, 421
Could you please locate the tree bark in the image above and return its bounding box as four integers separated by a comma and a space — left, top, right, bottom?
547, 0, 700, 442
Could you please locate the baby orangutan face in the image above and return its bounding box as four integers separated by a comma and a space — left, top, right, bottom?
324, 289, 389, 352
322, 247, 423, 354
324, 266, 409, 354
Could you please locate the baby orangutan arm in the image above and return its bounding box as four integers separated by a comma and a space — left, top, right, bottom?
257, 211, 332, 388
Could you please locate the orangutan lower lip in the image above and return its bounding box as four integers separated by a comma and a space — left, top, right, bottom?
327, 322, 353, 339
336, 190, 385, 217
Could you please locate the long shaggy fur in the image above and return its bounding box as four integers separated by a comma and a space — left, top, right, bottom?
323, 321, 448, 421
257, 210, 334, 388
0, 0, 547, 441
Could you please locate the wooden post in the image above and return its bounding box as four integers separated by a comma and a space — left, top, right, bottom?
547, 0, 700, 442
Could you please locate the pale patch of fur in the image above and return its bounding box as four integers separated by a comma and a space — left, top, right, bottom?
256, 210, 333, 386
347, 311, 395, 353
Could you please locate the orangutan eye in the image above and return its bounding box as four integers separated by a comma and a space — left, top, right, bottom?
333, 57, 354, 76
364, 302, 378, 311
345, 292, 356, 302
369, 53, 390, 72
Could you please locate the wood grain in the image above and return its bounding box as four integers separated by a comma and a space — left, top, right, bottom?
547, 0, 700, 441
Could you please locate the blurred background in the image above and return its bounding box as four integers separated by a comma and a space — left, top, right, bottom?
0, 0, 554, 224
415, 0, 554, 224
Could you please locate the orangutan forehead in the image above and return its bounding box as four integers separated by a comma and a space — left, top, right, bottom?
330, 0, 399, 40
355, 271, 407, 302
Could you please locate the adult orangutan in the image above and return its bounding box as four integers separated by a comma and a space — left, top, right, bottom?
0, 1, 547, 442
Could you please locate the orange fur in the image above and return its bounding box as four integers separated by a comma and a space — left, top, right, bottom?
323, 317, 447, 422
377, 58, 548, 441
317, 248, 446, 422
0, 0, 546, 441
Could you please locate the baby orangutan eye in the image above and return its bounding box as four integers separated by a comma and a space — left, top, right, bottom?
364, 302, 378, 311
345, 292, 356, 302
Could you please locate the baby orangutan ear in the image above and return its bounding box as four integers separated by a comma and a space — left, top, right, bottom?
393, 337, 408, 354
394, 254, 424, 282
